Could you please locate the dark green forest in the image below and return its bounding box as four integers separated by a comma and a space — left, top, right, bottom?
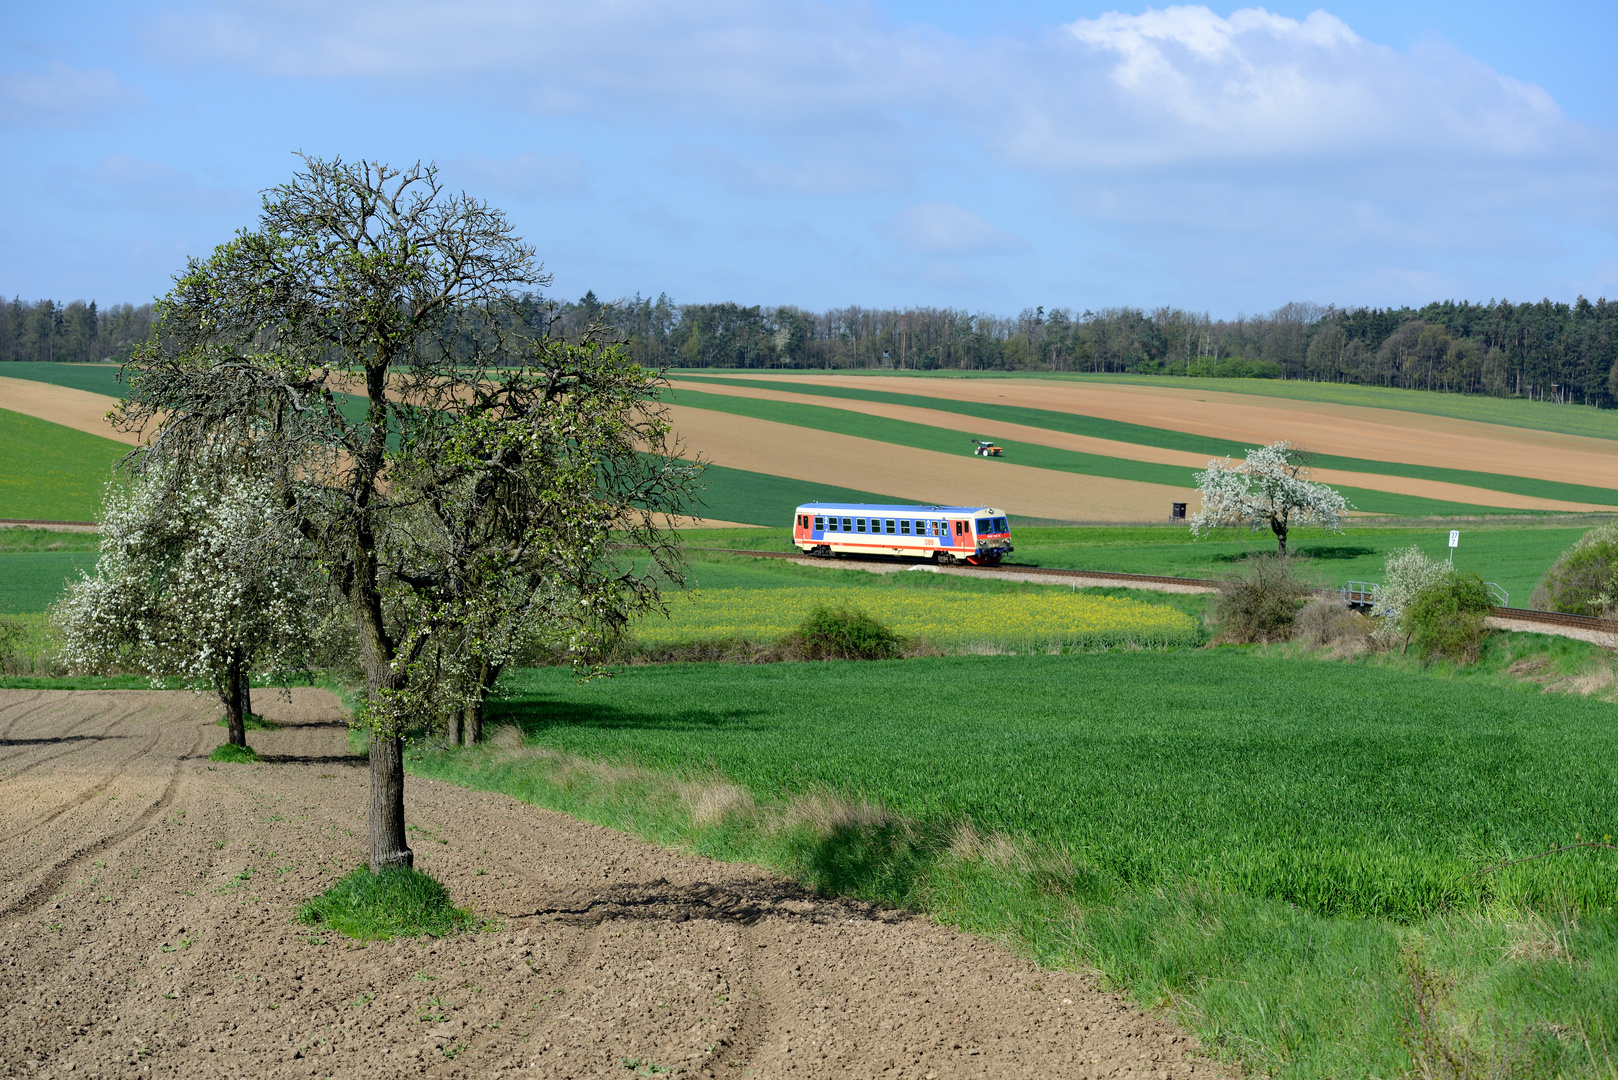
554, 292, 1618, 406
9, 290, 1617, 406
0, 299, 153, 366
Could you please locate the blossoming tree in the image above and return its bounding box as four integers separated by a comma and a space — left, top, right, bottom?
54, 466, 314, 750
1190, 440, 1351, 555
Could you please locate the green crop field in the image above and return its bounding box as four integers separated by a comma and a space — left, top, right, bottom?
685, 521, 1591, 608
0, 409, 125, 521
0, 361, 129, 399
674, 378, 1618, 508
415, 650, 1618, 1076
673, 368, 1618, 442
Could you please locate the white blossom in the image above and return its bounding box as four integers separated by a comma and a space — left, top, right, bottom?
1190, 440, 1351, 554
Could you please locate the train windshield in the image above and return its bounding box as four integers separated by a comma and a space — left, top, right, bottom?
974, 517, 1009, 535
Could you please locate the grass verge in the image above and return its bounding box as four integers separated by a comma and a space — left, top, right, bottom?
296, 866, 478, 941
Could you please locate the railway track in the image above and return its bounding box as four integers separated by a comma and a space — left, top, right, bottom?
700, 548, 1618, 636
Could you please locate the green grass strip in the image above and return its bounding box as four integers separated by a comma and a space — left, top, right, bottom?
666, 387, 1523, 517
687, 460, 918, 525
0, 408, 124, 521
677, 376, 1618, 507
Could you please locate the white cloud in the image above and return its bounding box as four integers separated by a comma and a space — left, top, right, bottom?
52, 155, 249, 215
881, 203, 1027, 256
0, 63, 147, 128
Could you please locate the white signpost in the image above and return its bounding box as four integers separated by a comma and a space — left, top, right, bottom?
1448, 529, 1460, 565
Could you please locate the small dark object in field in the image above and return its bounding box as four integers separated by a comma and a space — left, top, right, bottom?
1214, 555, 1310, 644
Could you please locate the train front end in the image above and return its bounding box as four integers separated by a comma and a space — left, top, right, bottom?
967, 510, 1013, 565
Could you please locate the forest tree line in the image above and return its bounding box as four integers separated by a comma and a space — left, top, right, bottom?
0, 298, 154, 365
9, 290, 1618, 406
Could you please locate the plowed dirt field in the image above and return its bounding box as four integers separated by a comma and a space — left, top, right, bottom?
0, 689, 1217, 1080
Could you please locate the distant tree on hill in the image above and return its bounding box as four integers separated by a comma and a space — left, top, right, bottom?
1190, 440, 1351, 555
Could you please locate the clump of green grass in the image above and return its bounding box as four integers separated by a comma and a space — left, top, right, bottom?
208, 743, 261, 764
215, 713, 279, 732
296, 866, 476, 941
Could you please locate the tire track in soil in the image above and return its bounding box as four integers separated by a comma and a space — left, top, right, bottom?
0, 693, 1228, 1080
0, 723, 204, 920
9, 731, 161, 838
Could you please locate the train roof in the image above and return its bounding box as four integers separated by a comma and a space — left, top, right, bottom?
795, 502, 1004, 515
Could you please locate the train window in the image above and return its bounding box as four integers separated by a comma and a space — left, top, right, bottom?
928, 520, 938, 536
855, 518, 865, 532
884, 519, 896, 534
954, 521, 964, 536
828, 517, 839, 531
814, 516, 825, 530
975, 517, 991, 534
995, 517, 1008, 533
899, 519, 911, 535
842, 517, 852, 531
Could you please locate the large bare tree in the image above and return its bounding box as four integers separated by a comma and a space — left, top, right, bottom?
118, 156, 699, 872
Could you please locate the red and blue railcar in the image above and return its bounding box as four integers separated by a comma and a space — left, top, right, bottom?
791, 503, 1014, 566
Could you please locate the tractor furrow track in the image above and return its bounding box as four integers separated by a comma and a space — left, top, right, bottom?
701, 548, 1618, 634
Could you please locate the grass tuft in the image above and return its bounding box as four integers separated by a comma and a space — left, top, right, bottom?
208, 743, 260, 764
296, 866, 476, 941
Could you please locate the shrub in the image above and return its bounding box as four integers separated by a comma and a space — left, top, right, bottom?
783, 605, 904, 660
1405, 572, 1494, 664
1531, 524, 1618, 617
1292, 598, 1371, 651
1213, 555, 1310, 643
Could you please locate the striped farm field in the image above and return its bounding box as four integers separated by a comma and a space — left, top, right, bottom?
0, 408, 125, 521
667, 371, 1618, 521
637, 583, 1201, 650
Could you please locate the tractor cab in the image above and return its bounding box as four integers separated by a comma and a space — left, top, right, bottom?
972, 439, 1004, 458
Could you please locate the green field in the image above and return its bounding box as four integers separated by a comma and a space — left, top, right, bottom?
414, 650, 1618, 1076
0, 409, 125, 521
686, 522, 1590, 609
0, 361, 129, 398
674, 378, 1618, 509
673, 368, 1618, 442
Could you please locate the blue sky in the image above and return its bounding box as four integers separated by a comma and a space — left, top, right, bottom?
2, 0, 1614, 316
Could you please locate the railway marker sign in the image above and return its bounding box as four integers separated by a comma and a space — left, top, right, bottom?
1449, 529, 1459, 564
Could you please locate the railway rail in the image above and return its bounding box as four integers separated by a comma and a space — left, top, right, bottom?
700, 548, 1618, 637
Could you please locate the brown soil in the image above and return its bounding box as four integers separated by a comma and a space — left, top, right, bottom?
0, 689, 1219, 1080
0, 380, 139, 446
701, 374, 1618, 492
671, 380, 1609, 512
666, 404, 1194, 522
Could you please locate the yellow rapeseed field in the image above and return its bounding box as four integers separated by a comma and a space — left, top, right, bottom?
636, 586, 1200, 649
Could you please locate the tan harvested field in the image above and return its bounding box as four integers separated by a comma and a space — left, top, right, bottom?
669, 379, 1609, 513
0, 379, 138, 446
666, 403, 1196, 521
704, 373, 1618, 491
0, 689, 1217, 1080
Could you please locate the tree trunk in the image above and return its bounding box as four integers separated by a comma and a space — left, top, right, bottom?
220, 652, 250, 747
352, 575, 413, 874
1273, 519, 1289, 556
466, 659, 500, 744
368, 729, 411, 871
